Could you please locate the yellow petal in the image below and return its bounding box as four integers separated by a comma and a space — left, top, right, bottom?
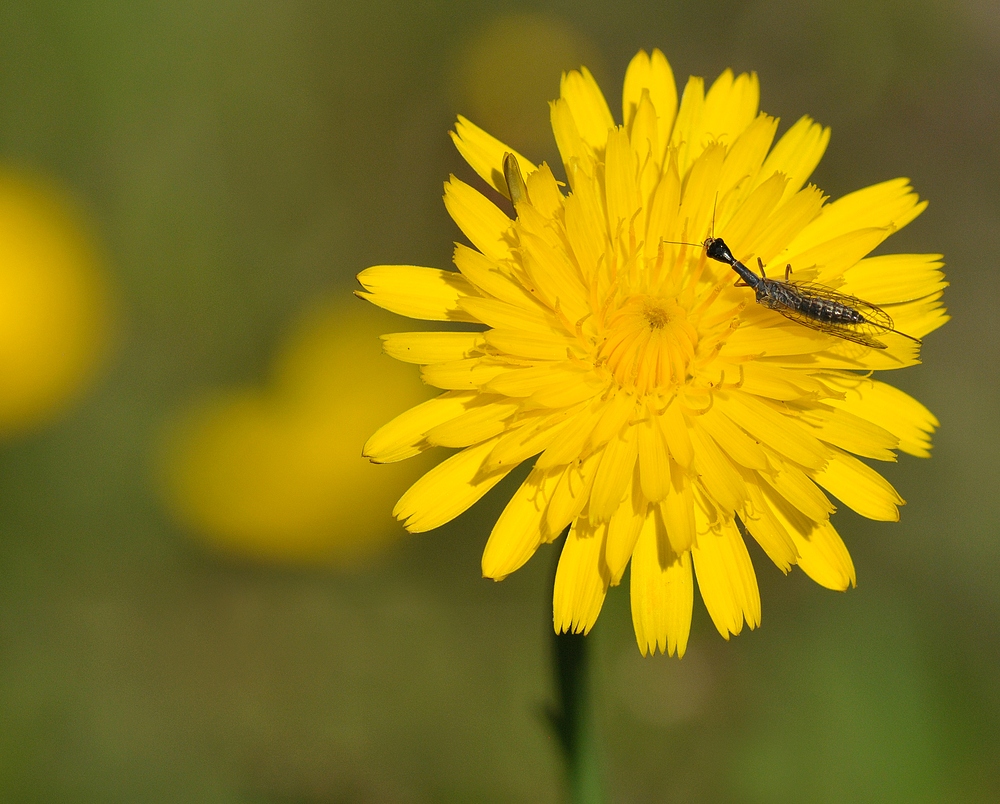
674, 143, 725, 245
824, 374, 938, 457
528, 371, 607, 409
788, 178, 926, 255
691, 511, 761, 638
364, 390, 475, 463
668, 75, 705, 177
793, 402, 899, 461
720, 391, 829, 470
755, 115, 830, 204
460, 296, 561, 334
659, 459, 695, 554
739, 476, 797, 572
718, 113, 778, 209
659, 399, 693, 468
452, 243, 532, 307
622, 48, 677, 149
485, 362, 590, 398
524, 164, 565, 219
450, 115, 537, 199
760, 459, 836, 521
380, 331, 485, 364
738, 360, 826, 401
536, 399, 606, 469
482, 465, 562, 578
885, 291, 949, 340
518, 230, 590, 321
759, 482, 856, 589
718, 172, 788, 256
551, 97, 590, 180
564, 168, 610, 281
484, 329, 578, 361
784, 226, 893, 285
624, 90, 662, 173
644, 154, 681, 258
545, 452, 600, 537
394, 437, 512, 532
699, 405, 769, 470
605, 127, 639, 243
553, 517, 610, 634
842, 253, 946, 305
424, 398, 519, 448
356, 265, 480, 323
586, 390, 637, 453
443, 176, 512, 262
750, 185, 827, 266
630, 513, 692, 657
721, 316, 832, 358
560, 66, 615, 155
605, 468, 646, 583
794, 517, 856, 590
589, 425, 639, 521
687, 420, 746, 513
486, 409, 577, 469
636, 409, 671, 502
809, 448, 903, 522
420, 357, 508, 390
702, 69, 759, 149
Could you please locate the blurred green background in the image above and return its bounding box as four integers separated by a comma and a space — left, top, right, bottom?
0, 1, 995, 801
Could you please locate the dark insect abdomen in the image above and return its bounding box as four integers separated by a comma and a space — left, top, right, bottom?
758, 281, 865, 323
799, 295, 864, 323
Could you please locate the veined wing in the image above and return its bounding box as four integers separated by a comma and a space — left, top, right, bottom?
758, 280, 918, 349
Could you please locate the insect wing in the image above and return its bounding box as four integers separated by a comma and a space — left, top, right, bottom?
766, 280, 894, 349
787, 281, 896, 329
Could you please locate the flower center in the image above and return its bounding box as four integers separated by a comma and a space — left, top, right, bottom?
599, 295, 699, 396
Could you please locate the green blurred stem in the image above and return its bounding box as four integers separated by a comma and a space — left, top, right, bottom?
548, 541, 604, 803
551, 629, 603, 803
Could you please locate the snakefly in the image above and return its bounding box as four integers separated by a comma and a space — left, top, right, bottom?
682, 236, 921, 349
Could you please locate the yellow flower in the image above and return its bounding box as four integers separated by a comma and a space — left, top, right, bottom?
158, 302, 432, 566
0, 170, 113, 434
358, 50, 947, 656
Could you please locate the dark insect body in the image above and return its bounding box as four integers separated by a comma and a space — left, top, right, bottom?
701, 237, 920, 349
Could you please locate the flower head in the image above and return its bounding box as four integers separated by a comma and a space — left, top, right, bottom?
358, 50, 947, 656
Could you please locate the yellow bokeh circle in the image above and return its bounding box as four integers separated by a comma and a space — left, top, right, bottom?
159, 301, 434, 566
451, 13, 602, 156
0, 171, 112, 433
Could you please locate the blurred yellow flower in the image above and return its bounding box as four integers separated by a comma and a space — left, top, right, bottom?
451, 12, 601, 156
0, 170, 112, 434
159, 302, 432, 565
358, 49, 947, 655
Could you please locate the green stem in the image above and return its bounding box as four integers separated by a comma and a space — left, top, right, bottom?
548, 542, 604, 803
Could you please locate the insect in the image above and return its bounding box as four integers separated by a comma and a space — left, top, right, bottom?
682, 236, 921, 349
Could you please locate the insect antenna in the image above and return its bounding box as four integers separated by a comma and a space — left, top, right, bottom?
661, 238, 705, 248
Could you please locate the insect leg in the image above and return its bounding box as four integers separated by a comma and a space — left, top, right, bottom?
756, 257, 767, 278
784, 264, 792, 281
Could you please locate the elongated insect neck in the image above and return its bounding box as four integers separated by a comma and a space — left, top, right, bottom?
705, 238, 760, 287
729, 259, 761, 287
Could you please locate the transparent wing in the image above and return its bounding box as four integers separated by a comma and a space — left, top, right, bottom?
757, 280, 918, 349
